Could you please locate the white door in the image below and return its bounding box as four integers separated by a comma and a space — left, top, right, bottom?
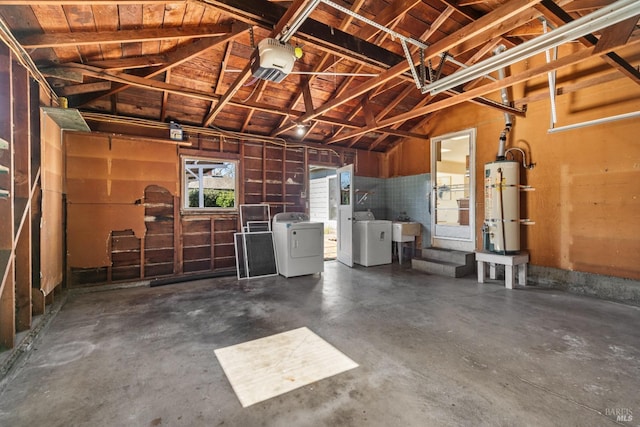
431, 129, 476, 251
336, 164, 354, 267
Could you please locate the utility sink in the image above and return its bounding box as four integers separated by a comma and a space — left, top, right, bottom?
392, 222, 421, 242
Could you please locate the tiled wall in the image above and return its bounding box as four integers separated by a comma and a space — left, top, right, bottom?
352, 176, 386, 221
385, 174, 432, 248
354, 173, 432, 249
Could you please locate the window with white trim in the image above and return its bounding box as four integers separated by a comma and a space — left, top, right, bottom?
182, 157, 237, 210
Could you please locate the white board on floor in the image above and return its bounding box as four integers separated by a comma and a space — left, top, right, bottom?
214, 327, 358, 407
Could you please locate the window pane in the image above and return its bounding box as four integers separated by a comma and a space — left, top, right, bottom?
183, 158, 236, 209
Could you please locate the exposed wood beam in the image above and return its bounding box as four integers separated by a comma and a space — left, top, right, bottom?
420, 6, 455, 42
592, 16, 638, 55
18, 24, 233, 48
55, 62, 407, 134
328, 36, 640, 144
59, 63, 221, 102
160, 69, 171, 122
339, 5, 453, 146
240, 80, 268, 132
361, 96, 376, 128
272, 0, 406, 137
301, 77, 314, 115
79, 23, 249, 106
378, 128, 430, 140
514, 70, 627, 107
86, 55, 168, 71
0, 1, 183, 4
447, 8, 540, 58
537, 0, 640, 83
270, 0, 366, 133
272, 0, 544, 136
215, 41, 234, 96
565, 0, 615, 12
201, 0, 405, 69
507, 20, 546, 37
345, 84, 420, 148
40, 67, 84, 83
58, 81, 111, 96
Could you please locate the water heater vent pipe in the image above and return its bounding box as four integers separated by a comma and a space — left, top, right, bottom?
494, 45, 512, 160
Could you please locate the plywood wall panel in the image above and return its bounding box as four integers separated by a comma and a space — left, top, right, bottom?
67, 204, 145, 268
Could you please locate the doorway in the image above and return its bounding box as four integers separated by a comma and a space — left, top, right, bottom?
309, 166, 338, 260
430, 129, 476, 251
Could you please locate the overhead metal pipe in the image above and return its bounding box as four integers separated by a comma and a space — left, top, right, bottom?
422, 0, 640, 95
547, 111, 640, 134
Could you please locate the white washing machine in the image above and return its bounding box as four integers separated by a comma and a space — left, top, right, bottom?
353, 211, 392, 267
272, 212, 324, 277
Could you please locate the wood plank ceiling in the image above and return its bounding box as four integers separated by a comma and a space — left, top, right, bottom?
0, 0, 638, 152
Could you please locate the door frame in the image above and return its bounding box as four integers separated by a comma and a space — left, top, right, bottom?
336, 164, 354, 267
430, 128, 476, 251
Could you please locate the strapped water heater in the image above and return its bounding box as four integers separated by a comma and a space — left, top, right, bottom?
484, 161, 520, 254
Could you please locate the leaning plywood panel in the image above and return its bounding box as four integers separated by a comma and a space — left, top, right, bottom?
40, 114, 64, 295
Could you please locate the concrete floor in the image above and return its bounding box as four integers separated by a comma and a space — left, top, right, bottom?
1, 261, 639, 427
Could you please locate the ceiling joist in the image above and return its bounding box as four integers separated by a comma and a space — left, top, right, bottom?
18, 24, 234, 48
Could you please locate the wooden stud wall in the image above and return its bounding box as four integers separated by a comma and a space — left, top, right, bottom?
0, 45, 46, 350
0, 43, 14, 349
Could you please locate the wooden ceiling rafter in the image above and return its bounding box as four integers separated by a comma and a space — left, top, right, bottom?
57, 62, 421, 137
75, 22, 250, 107
269, 0, 368, 137
202, 0, 317, 127
0, 0, 635, 151
328, 34, 640, 144
18, 24, 235, 48
333, 3, 457, 147
356, 4, 457, 149
536, 0, 640, 84
239, 79, 268, 133
272, 0, 543, 138
309, 0, 422, 144
200, 0, 407, 70
87, 55, 168, 71
0, 0, 182, 4
160, 68, 171, 122
564, 0, 617, 13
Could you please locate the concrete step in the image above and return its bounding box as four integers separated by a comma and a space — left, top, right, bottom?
411, 257, 475, 278
420, 248, 475, 266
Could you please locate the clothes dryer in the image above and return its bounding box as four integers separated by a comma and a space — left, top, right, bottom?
272, 212, 324, 277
